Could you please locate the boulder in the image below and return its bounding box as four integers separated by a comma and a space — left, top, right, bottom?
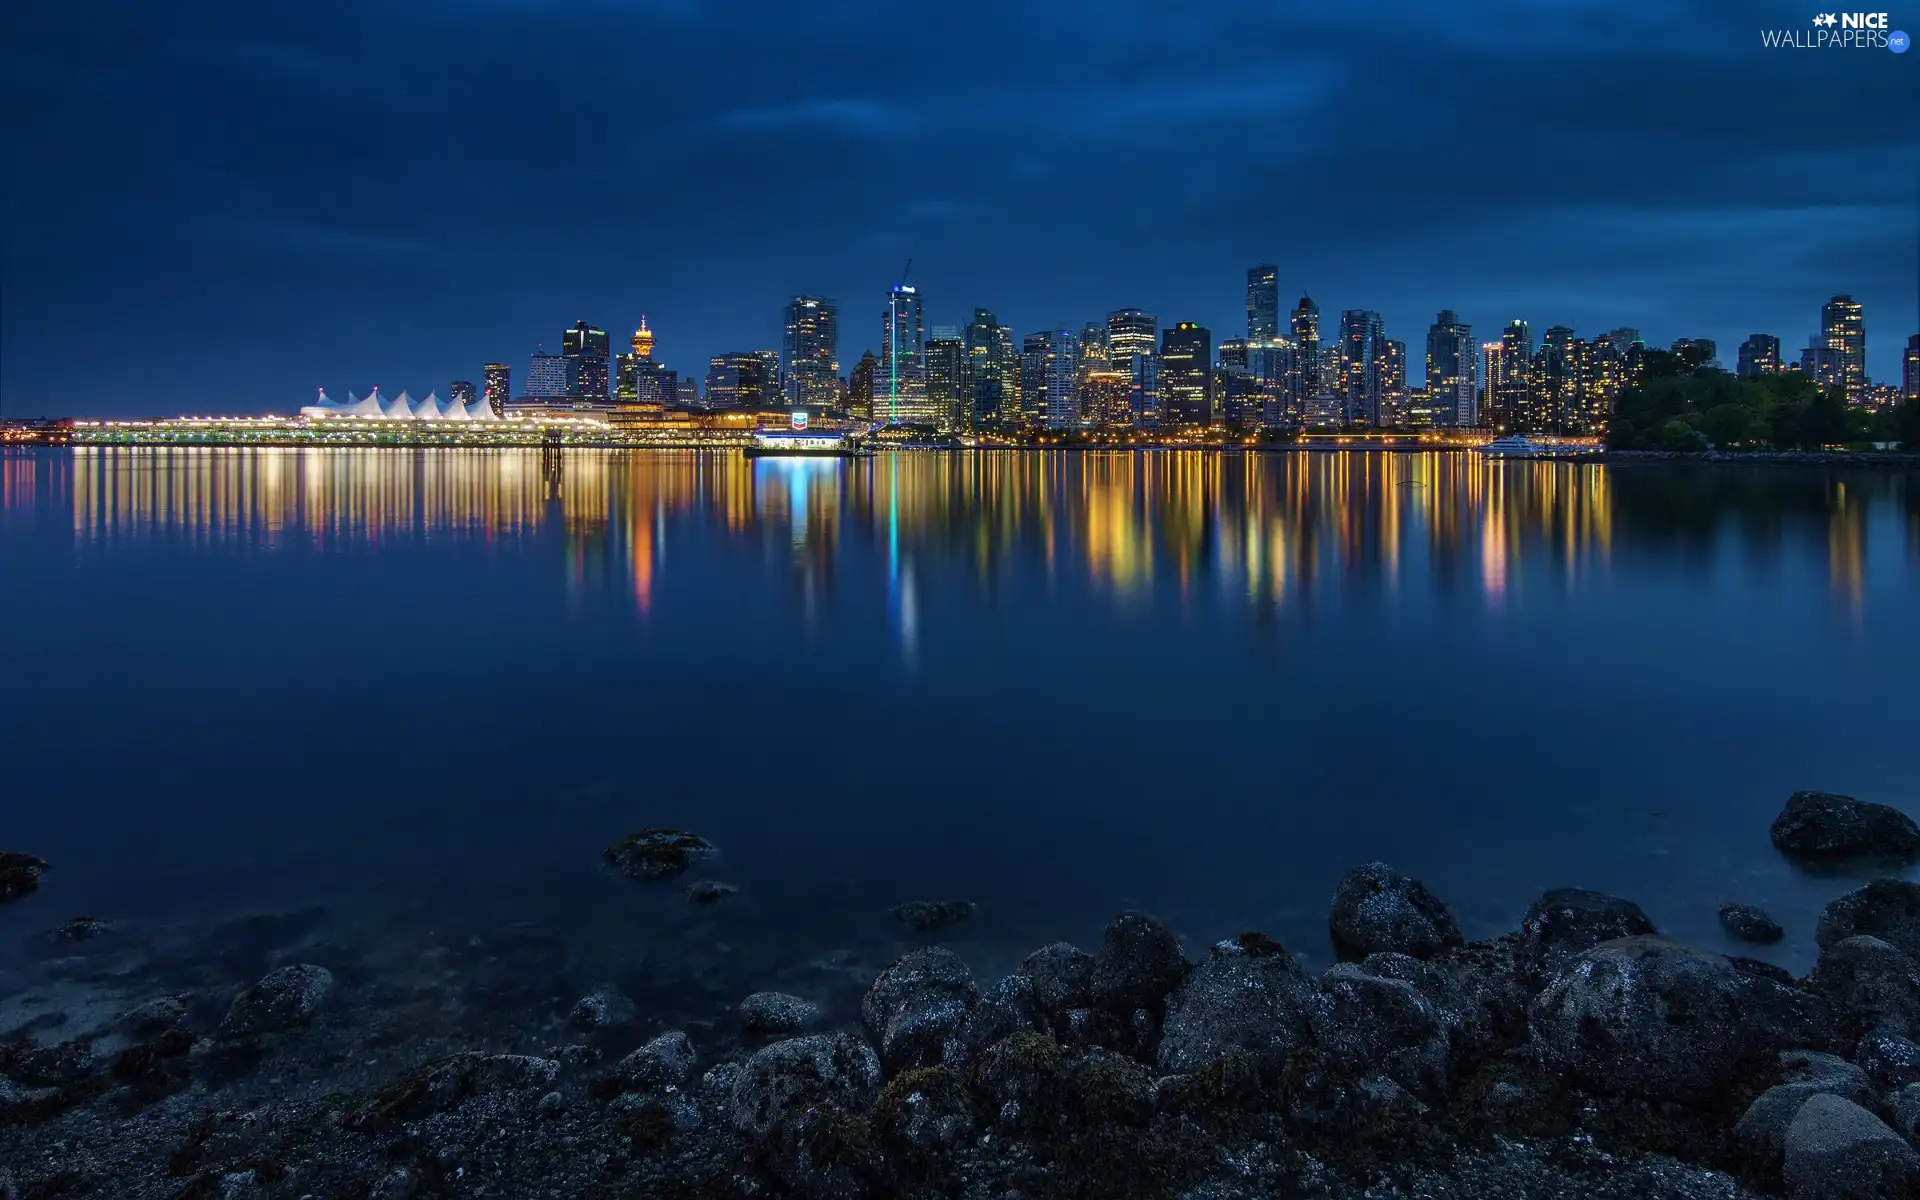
47, 916, 111, 943
1733, 1050, 1874, 1158
1719, 903, 1786, 944
729, 1033, 882, 1137
216, 964, 333, 1039
1782, 1093, 1920, 1199
683, 880, 737, 905
760, 1102, 879, 1199
1157, 937, 1317, 1074
616, 1031, 695, 1091
1812, 934, 1920, 1043
1516, 888, 1657, 984
1891, 1082, 1920, 1142
1818, 881, 1920, 961
1328, 862, 1463, 961
861, 948, 978, 1072
1089, 912, 1189, 1014
602, 828, 715, 880
891, 900, 975, 932
1021, 942, 1094, 1014
1310, 962, 1451, 1098
872, 1065, 974, 1156
118, 994, 191, 1037
740, 992, 822, 1037
1854, 1029, 1920, 1092
944, 974, 1045, 1067
568, 984, 634, 1030
349, 1053, 560, 1130
1527, 936, 1833, 1103
0, 853, 47, 903
1771, 791, 1920, 862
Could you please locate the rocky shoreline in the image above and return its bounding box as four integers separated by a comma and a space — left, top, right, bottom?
3, 791, 1920, 1198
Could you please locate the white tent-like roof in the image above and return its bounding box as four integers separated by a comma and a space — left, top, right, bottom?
300, 385, 513, 421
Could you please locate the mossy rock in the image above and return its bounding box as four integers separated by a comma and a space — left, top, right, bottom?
873, 1064, 974, 1177
756, 1102, 882, 1197
604, 829, 716, 881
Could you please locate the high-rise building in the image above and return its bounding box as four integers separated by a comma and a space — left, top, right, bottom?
1132, 354, 1162, 426
1290, 296, 1320, 417
1425, 310, 1477, 427
1381, 339, 1406, 425
1218, 338, 1250, 370
1492, 320, 1531, 430
450, 380, 476, 408
1337, 310, 1385, 425
880, 284, 928, 423
675, 377, 698, 407
926, 337, 966, 430
995, 325, 1022, 422
1041, 328, 1081, 430
562, 321, 611, 402
1078, 323, 1111, 379
1533, 326, 1577, 432
1082, 370, 1133, 429
754, 350, 781, 407
965, 309, 1006, 424
1801, 343, 1845, 392
1020, 334, 1049, 425
1481, 344, 1503, 429
1821, 295, 1866, 403
1671, 338, 1719, 370
1160, 322, 1213, 427
1105, 308, 1158, 426
1737, 334, 1781, 378
1905, 334, 1920, 399
1246, 264, 1280, 342
705, 352, 770, 410
482, 364, 511, 416
525, 348, 574, 399
849, 350, 878, 419
782, 296, 840, 408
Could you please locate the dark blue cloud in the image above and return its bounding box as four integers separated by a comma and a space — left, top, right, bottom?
2, 0, 1915, 416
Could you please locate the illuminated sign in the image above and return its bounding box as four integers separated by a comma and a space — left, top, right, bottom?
791, 410, 808, 430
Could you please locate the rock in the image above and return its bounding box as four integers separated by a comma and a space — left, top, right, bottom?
0, 1078, 62, 1122
740, 991, 821, 1037
1733, 1050, 1875, 1158
1157, 937, 1317, 1074
115, 993, 188, 1037
0, 1039, 96, 1085
1311, 962, 1451, 1097
683, 880, 737, 905
568, 984, 635, 1030
1891, 1083, 1920, 1142
349, 1053, 560, 1130
1719, 903, 1785, 944
761, 1102, 879, 1199
1089, 912, 1189, 1014
1328, 862, 1463, 961
110, 1031, 195, 1098
1528, 936, 1833, 1103
1728, 956, 1797, 986
602, 828, 715, 881
1782, 1093, 1920, 1198
729, 1033, 883, 1137
1818, 880, 1920, 961
872, 1065, 973, 1155
945, 974, 1045, 1066
861, 948, 978, 1071
537, 1089, 565, 1115
1516, 888, 1658, 983
1812, 934, 1920, 1042
615, 1031, 695, 1091
892, 899, 976, 932
0, 853, 47, 903
368, 1168, 420, 1200
1771, 791, 1920, 862
47, 915, 111, 943
967, 1031, 1066, 1124
1020, 942, 1094, 1013
1855, 1029, 1920, 1091
216, 964, 332, 1040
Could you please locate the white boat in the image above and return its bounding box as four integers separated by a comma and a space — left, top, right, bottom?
1477, 435, 1541, 458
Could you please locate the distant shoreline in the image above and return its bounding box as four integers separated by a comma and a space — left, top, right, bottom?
1589, 449, 1918, 469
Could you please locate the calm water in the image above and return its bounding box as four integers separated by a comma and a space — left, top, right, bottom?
2, 447, 1917, 980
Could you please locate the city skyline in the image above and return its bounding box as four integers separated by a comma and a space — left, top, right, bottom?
3, 0, 1915, 418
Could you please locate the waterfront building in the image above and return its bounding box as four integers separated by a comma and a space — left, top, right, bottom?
1078, 323, 1111, 388
782, 296, 840, 408
563, 321, 611, 403
1042, 328, 1081, 430
1081, 370, 1133, 429
1244, 339, 1293, 427
997, 325, 1024, 424
925, 337, 965, 430
1493, 320, 1531, 430
1533, 326, 1576, 432
1821, 294, 1866, 404
449, 380, 476, 409
1290, 296, 1320, 417
965, 310, 1005, 424
303, 387, 503, 422
1425, 310, 1477, 427
1106, 308, 1156, 364
705, 352, 771, 410
676, 377, 699, 407
482, 364, 511, 417
1020, 334, 1048, 427
1132, 353, 1162, 426
1905, 334, 1920, 399
849, 350, 878, 419
1380, 339, 1406, 426
1160, 322, 1213, 427
526, 348, 574, 399
1737, 334, 1781, 378
1246, 264, 1280, 342
1336, 309, 1385, 426
880, 284, 928, 424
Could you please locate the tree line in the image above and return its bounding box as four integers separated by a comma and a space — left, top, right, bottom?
1605, 348, 1919, 451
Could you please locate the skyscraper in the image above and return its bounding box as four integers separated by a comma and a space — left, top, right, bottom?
926, 336, 965, 430
482, 364, 511, 417
1078, 323, 1110, 378
705, 352, 769, 410
1425, 310, 1477, 427
1381, 339, 1406, 425
1535, 326, 1576, 432
1495, 321, 1532, 430
1218, 338, 1249, 370
849, 350, 878, 419
450, 380, 476, 408
562, 321, 611, 403
1042, 328, 1081, 430
676, 377, 698, 408
782, 296, 840, 408
1821, 295, 1866, 403
1905, 334, 1920, 399
1082, 371, 1133, 429
1737, 334, 1781, 379
1671, 338, 1718, 370
1337, 310, 1385, 425
1246, 340, 1294, 428
1160, 322, 1213, 427
1800, 343, 1845, 392
526, 348, 573, 399
1246, 264, 1280, 342
754, 350, 781, 407
880, 284, 928, 423
1106, 308, 1158, 426
1290, 296, 1320, 418
1020, 334, 1049, 424
1481, 344, 1503, 429
995, 325, 1022, 422
965, 309, 1005, 424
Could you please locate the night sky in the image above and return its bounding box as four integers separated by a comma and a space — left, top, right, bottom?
4, 0, 1916, 418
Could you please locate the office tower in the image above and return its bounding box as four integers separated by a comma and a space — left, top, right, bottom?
879, 284, 927, 423
926, 336, 966, 430
1906, 334, 1920, 399
1671, 338, 1718, 370
449, 380, 476, 409
930, 323, 961, 342
705, 352, 770, 410
964, 309, 1005, 423
615, 353, 638, 401
1820, 295, 1866, 403
1106, 308, 1156, 364
1081, 371, 1132, 429
1290, 295, 1320, 415
1493, 320, 1531, 430
482, 364, 511, 416
1801, 343, 1845, 392
1217, 366, 1261, 428
1132, 354, 1162, 426
1218, 338, 1249, 370
1078, 323, 1111, 377
1381, 339, 1406, 425
754, 350, 781, 407
782, 296, 839, 408
1336, 310, 1385, 425
1160, 322, 1213, 426
1245, 339, 1294, 427
1042, 328, 1081, 430
675, 377, 698, 407
1246, 264, 1280, 342
1425, 310, 1477, 427
562, 320, 611, 402
1737, 334, 1781, 378
526, 348, 573, 399
1019, 334, 1049, 424
849, 350, 878, 419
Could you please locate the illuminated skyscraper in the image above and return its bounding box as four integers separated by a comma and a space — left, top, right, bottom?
1041, 328, 1081, 430
482, 364, 511, 416
1020, 333, 1048, 425
782, 296, 840, 408
1246, 264, 1280, 342
996, 325, 1022, 421
1337, 309, 1385, 425
754, 350, 781, 407
1737, 334, 1781, 378
1381, 339, 1406, 425
1671, 338, 1718, 370
1495, 320, 1532, 430
1082, 370, 1132, 429
1160, 322, 1213, 427
1218, 338, 1249, 370
926, 337, 965, 430
880, 284, 928, 423
526, 348, 573, 399
676, 377, 698, 407
1905, 334, 1920, 399
562, 321, 611, 403
849, 350, 878, 419
1247, 339, 1295, 427
1289, 296, 1320, 416
1820, 295, 1866, 403
705, 352, 769, 410
965, 309, 1005, 424
1078, 323, 1110, 377
449, 380, 476, 408
1106, 308, 1156, 364
1425, 310, 1477, 427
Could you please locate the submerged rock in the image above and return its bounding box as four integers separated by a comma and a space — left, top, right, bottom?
861, 948, 978, 1071
0, 853, 48, 903
615, 1031, 695, 1092
1157, 937, 1316, 1074
740, 991, 822, 1037
683, 880, 738, 905
1812, 935, 1920, 1044
1817, 879, 1920, 960
568, 983, 635, 1030
1089, 912, 1189, 1015
1771, 790, 1920, 862
216, 964, 333, 1040
1515, 888, 1658, 983
1782, 1093, 1920, 1199
1719, 903, 1785, 944
48, 915, 111, 943
891, 899, 975, 932
1733, 1050, 1874, 1159
602, 828, 715, 881
1020, 942, 1094, 1014
729, 1033, 882, 1137
1527, 936, 1832, 1103
1328, 862, 1463, 961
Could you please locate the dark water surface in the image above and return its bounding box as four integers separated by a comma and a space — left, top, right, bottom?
3, 447, 1917, 983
